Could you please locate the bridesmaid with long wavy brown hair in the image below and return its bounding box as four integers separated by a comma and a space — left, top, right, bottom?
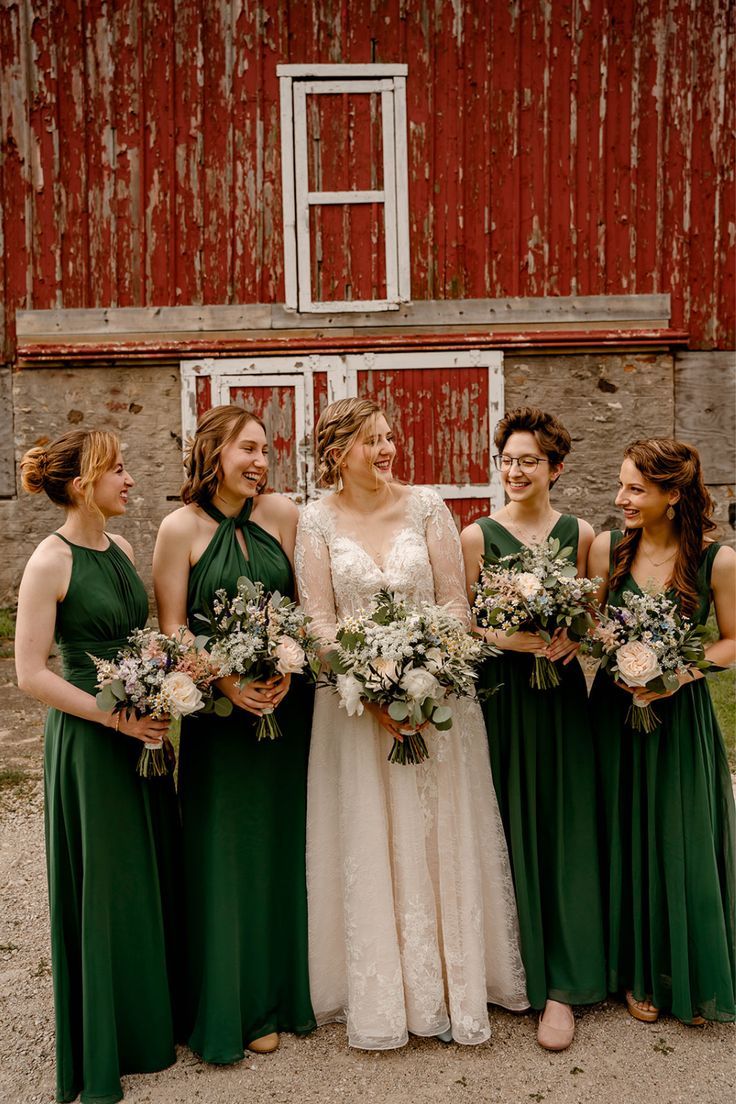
153, 404, 315, 1064
588, 438, 736, 1026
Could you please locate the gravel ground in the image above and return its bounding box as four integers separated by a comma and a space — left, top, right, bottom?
1, 657, 734, 1104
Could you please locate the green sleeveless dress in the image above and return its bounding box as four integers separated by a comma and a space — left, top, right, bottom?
44, 535, 180, 1104
178, 499, 315, 1062
475, 515, 607, 1010
591, 534, 736, 1022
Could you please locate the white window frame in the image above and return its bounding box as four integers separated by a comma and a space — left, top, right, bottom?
278, 63, 410, 313
180, 349, 503, 509
343, 349, 505, 510
180, 355, 348, 503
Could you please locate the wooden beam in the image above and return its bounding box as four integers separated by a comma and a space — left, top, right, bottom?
15, 294, 672, 339
276, 64, 408, 77
15, 328, 690, 370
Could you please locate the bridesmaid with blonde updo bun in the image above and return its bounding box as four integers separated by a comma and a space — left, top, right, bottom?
15, 430, 181, 1104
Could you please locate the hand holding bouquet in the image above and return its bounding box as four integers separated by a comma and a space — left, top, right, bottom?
91, 628, 221, 777
582, 589, 709, 732
324, 588, 495, 765
473, 536, 601, 689
195, 576, 320, 742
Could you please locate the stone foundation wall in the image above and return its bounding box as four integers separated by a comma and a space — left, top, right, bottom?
0, 351, 733, 605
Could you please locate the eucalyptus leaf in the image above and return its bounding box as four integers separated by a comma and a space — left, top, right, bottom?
388, 701, 410, 721
214, 696, 234, 717
431, 705, 452, 725
110, 679, 127, 701
96, 687, 118, 713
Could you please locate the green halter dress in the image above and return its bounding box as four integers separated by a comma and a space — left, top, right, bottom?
591, 534, 736, 1022
178, 499, 315, 1063
45, 535, 180, 1104
474, 515, 607, 1010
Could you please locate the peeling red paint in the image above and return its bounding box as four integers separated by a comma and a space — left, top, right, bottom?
1, 0, 733, 369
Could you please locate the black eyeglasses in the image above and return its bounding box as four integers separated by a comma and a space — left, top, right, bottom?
493, 455, 550, 473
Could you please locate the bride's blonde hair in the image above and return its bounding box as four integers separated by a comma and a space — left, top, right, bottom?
315, 398, 384, 488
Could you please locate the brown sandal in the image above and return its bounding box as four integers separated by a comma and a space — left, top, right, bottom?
626, 991, 659, 1023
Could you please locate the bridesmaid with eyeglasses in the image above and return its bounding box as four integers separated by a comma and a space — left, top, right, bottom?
461, 406, 606, 1051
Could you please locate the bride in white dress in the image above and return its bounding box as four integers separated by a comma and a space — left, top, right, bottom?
295, 398, 527, 1050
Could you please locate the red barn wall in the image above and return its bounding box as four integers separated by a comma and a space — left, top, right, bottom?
1, 0, 734, 366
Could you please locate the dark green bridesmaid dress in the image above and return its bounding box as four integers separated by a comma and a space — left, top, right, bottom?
179, 499, 315, 1063
45, 535, 180, 1104
591, 533, 736, 1022
475, 515, 607, 1010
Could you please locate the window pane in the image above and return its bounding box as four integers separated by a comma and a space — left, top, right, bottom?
306, 92, 384, 193
309, 203, 387, 303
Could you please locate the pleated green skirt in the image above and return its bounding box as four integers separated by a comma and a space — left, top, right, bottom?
45, 711, 181, 1104
592, 671, 736, 1021
179, 678, 315, 1063
481, 651, 607, 1009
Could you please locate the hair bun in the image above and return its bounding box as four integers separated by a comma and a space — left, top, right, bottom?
19, 445, 49, 495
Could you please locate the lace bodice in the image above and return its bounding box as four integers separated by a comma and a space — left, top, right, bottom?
295, 486, 470, 645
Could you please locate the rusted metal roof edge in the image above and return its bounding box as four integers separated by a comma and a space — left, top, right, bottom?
15, 329, 691, 368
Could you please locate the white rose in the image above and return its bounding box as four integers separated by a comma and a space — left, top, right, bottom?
274, 635, 306, 675
400, 667, 441, 703
615, 640, 662, 688
368, 657, 399, 688
336, 673, 365, 717
515, 572, 544, 601
162, 671, 204, 716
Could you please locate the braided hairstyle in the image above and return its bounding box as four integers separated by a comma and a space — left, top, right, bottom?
314, 397, 383, 489
610, 438, 716, 617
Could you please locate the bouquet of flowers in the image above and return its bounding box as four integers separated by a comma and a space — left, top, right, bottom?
582, 589, 710, 733
472, 536, 601, 690
194, 576, 321, 742
324, 588, 495, 765
91, 628, 222, 777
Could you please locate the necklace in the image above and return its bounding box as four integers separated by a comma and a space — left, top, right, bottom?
640, 545, 678, 568
502, 508, 557, 546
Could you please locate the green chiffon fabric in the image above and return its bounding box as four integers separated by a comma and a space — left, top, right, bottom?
45, 535, 180, 1104
475, 515, 607, 1010
591, 533, 736, 1022
179, 498, 315, 1063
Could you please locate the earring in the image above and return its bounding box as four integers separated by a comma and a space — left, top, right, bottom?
666, 505, 676, 520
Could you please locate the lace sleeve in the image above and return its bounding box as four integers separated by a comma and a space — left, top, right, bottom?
295, 502, 338, 649
419, 488, 472, 628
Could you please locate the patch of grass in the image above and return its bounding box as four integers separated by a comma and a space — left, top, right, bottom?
703, 612, 736, 770
0, 605, 15, 657
0, 606, 15, 639
0, 768, 30, 795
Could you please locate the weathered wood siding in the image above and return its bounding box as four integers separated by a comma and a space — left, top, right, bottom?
1, 0, 733, 367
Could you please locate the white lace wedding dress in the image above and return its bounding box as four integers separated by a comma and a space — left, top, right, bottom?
295, 486, 527, 1049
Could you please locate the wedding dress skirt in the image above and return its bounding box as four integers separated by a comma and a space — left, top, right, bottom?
296, 487, 528, 1049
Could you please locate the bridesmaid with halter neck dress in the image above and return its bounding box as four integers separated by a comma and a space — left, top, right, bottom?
461, 408, 606, 1052
153, 405, 315, 1064
588, 438, 736, 1026
15, 430, 180, 1104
